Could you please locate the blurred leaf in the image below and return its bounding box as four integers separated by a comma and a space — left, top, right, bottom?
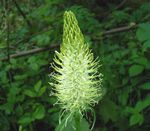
33, 104, 45, 120
139, 82, 150, 90
136, 23, 150, 41
37, 86, 47, 96
135, 95, 150, 112
99, 98, 119, 122
18, 113, 33, 125
142, 40, 150, 52
125, 107, 135, 114
24, 89, 36, 97
130, 113, 144, 126
134, 57, 148, 66
129, 65, 144, 77
34, 80, 42, 92
14, 74, 28, 80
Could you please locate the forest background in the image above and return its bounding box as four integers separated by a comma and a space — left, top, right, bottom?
0, 0, 150, 130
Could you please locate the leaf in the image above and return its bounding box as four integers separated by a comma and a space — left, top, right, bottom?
24, 89, 36, 97
34, 81, 42, 92
14, 75, 28, 80
129, 65, 144, 77
125, 107, 135, 114
118, 87, 130, 106
140, 82, 150, 90
37, 86, 47, 96
18, 113, 33, 125
134, 57, 148, 66
129, 113, 144, 126
80, 118, 90, 131
30, 63, 39, 71
136, 23, 150, 41
32, 105, 45, 120
99, 98, 119, 122
143, 40, 150, 52
135, 95, 150, 112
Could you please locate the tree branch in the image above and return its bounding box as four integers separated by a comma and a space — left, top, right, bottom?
115, 0, 128, 10
0, 44, 59, 61
102, 24, 137, 36
0, 24, 138, 62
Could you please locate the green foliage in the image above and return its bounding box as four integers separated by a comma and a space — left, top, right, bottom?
0, 0, 150, 131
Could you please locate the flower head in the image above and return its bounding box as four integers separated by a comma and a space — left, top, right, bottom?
50, 11, 103, 114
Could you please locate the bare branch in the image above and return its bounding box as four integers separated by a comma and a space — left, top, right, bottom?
0, 24, 138, 62
0, 44, 59, 61
115, 0, 128, 10
102, 24, 137, 36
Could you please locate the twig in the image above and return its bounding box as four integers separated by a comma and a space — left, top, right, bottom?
92, 23, 137, 40
0, 24, 138, 62
115, 0, 128, 10
12, 0, 32, 27
102, 24, 137, 36
0, 44, 59, 61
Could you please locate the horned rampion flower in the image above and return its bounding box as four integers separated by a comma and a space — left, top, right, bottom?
50, 11, 103, 116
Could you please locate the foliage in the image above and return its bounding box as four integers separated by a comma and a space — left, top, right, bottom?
0, 0, 150, 131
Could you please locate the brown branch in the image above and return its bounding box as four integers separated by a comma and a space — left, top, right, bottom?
115, 0, 128, 10
0, 24, 138, 62
102, 24, 137, 36
0, 44, 59, 61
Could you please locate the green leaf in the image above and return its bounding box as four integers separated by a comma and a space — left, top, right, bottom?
80, 118, 90, 131
118, 87, 130, 106
129, 113, 144, 126
143, 40, 150, 52
34, 80, 42, 92
37, 86, 47, 96
135, 95, 150, 112
24, 89, 36, 97
129, 65, 144, 77
136, 23, 150, 41
33, 105, 45, 120
125, 107, 135, 114
134, 57, 148, 66
99, 98, 119, 122
140, 82, 150, 90
18, 113, 34, 125
30, 63, 39, 71
14, 74, 28, 80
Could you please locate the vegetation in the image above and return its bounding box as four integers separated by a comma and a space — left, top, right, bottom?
0, 0, 150, 131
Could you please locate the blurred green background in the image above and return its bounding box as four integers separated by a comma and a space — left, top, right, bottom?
0, 0, 150, 130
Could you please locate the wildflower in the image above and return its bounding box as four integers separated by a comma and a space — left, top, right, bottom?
50, 11, 103, 115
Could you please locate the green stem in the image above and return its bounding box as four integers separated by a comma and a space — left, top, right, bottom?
75, 113, 81, 131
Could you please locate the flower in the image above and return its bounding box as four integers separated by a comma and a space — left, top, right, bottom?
50, 11, 103, 115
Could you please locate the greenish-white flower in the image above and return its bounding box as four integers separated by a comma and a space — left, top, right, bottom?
50, 11, 103, 115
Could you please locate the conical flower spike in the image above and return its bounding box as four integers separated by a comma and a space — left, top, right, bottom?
51, 11, 103, 114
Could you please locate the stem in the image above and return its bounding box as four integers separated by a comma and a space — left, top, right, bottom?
75, 113, 81, 131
